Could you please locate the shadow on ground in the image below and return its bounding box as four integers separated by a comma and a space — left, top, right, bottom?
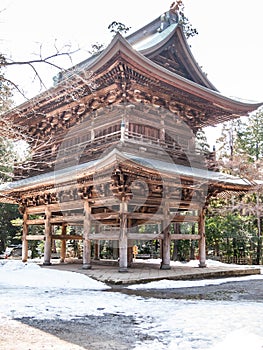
15, 314, 154, 350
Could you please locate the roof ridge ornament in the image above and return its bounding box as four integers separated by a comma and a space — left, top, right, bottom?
157, 1, 181, 33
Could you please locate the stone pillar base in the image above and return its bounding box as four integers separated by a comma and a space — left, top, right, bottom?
160, 263, 171, 270
118, 267, 128, 273
199, 262, 207, 268
43, 262, 52, 266
82, 264, 92, 270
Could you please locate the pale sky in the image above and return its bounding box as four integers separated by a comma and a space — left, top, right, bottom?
1, 0, 262, 103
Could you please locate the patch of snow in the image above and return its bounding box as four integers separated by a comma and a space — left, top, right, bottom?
0, 260, 263, 349
0, 261, 110, 290
211, 329, 263, 350
128, 273, 263, 290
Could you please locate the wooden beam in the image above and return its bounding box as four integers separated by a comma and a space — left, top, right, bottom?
26, 215, 85, 225
170, 215, 199, 223
128, 233, 164, 240
89, 233, 119, 240
26, 219, 45, 225
171, 234, 200, 240
91, 212, 118, 220
26, 235, 45, 240
51, 215, 84, 224
26, 200, 85, 214
52, 234, 83, 240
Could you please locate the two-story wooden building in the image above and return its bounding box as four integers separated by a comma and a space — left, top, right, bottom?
0, 5, 261, 271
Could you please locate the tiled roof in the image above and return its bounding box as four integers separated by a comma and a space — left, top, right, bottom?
0, 149, 251, 196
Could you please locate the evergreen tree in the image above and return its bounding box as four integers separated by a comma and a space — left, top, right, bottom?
236, 108, 263, 162
195, 128, 210, 154
0, 203, 21, 253
208, 109, 263, 265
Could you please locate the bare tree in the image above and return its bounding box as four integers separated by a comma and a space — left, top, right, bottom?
0, 43, 95, 182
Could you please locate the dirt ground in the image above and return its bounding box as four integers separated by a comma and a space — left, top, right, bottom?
1, 279, 262, 350
0, 314, 150, 350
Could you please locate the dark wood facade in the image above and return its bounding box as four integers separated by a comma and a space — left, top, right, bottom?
0, 10, 261, 270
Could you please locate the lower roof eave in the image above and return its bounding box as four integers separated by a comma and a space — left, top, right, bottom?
0, 149, 253, 203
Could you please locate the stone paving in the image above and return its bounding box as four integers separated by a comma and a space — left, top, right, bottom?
42, 259, 261, 285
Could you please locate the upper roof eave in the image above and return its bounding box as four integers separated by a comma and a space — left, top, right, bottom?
129, 22, 218, 91
84, 33, 262, 115
2, 22, 262, 122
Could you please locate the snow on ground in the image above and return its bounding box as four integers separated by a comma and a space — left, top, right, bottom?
129, 259, 263, 290
0, 260, 263, 349
0, 260, 109, 290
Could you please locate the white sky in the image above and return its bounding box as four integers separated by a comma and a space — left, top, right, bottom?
1, 0, 263, 103
0, 259, 263, 349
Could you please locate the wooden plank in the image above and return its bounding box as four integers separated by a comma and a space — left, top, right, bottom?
51, 234, 83, 240
51, 215, 84, 223
26, 235, 45, 240
26, 200, 84, 214
170, 215, 199, 223
27, 204, 59, 214
89, 233, 119, 240
128, 213, 163, 221
170, 234, 200, 240
128, 233, 164, 240
26, 215, 85, 225
92, 213, 119, 220
26, 219, 45, 225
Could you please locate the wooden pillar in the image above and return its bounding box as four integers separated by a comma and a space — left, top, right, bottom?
171, 223, 180, 261
119, 199, 128, 272
94, 241, 100, 260
60, 224, 67, 263
22, 209, 28, 262
127, 243, 133, 267
198, 208, 207, 268
158, 223, 162, 258
127, 218, 133, 267
43, 207, 52, 265
112, 240, 119, 260
161, 199, 171, 270
83, 200, 92, 269
93, 224, 100, 260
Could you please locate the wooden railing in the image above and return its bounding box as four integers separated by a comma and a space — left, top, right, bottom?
14, 129, 216, 178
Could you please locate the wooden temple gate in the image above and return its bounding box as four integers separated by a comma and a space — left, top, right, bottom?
0, 4, 260, 271
19, 146, 208, 271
